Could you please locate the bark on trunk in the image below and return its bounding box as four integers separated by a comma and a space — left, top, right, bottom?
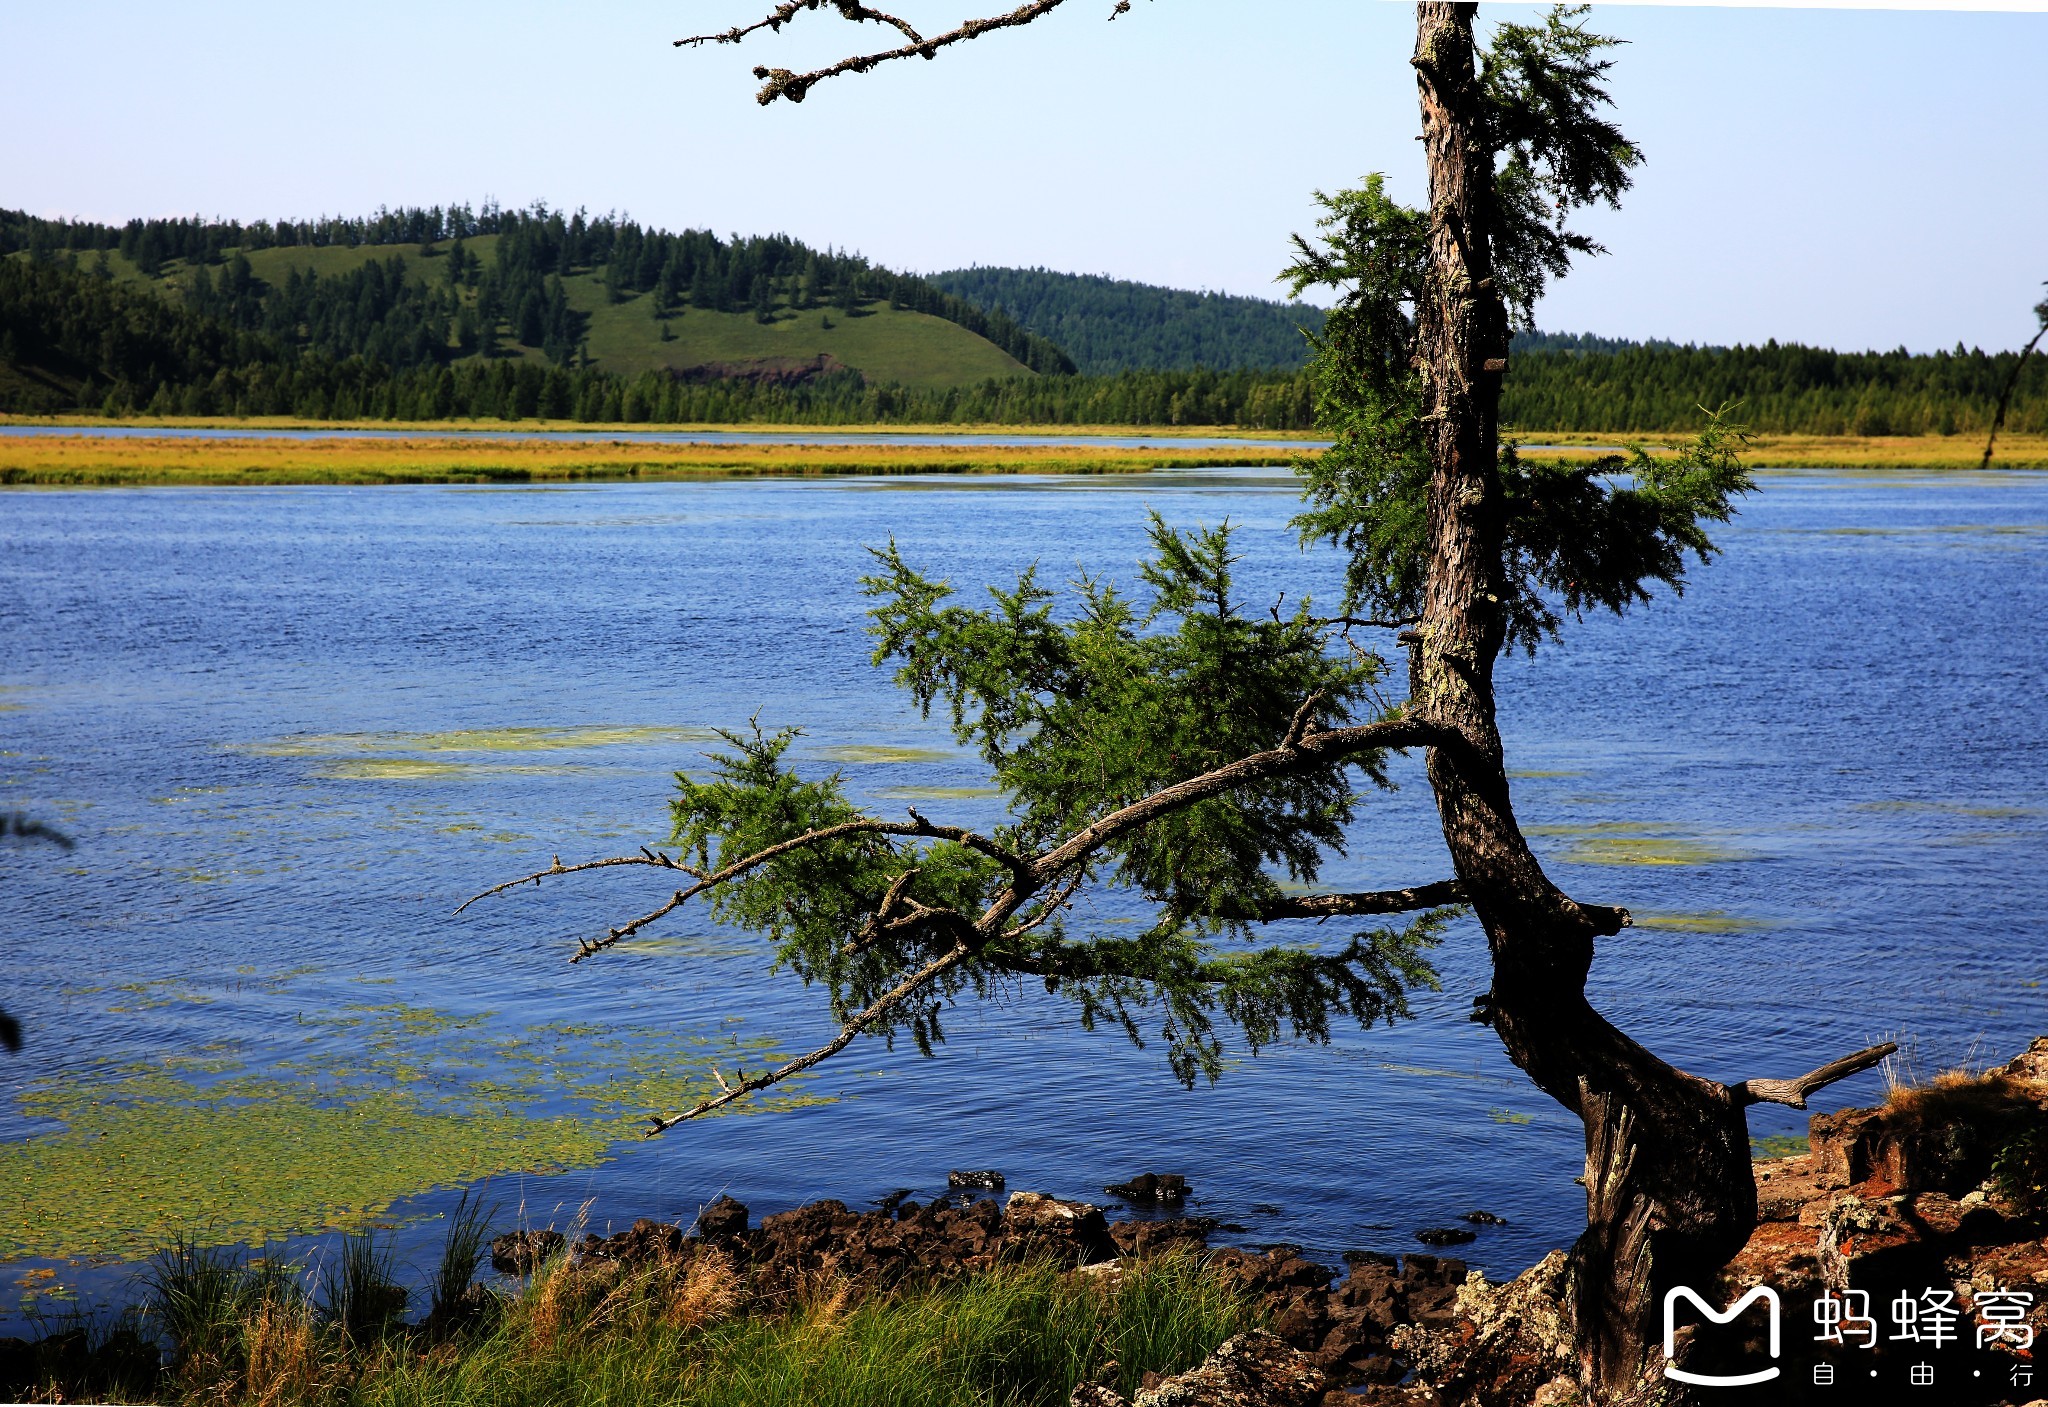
1406, 5, 1759, 1400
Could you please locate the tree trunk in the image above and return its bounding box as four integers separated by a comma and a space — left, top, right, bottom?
1406, 5, 1759, 1400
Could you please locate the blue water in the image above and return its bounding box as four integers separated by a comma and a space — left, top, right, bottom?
1, 465, 2043, 1320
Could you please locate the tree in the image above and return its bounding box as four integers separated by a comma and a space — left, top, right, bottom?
1981, 282, 2048, 469
468, 5, 1894, 1400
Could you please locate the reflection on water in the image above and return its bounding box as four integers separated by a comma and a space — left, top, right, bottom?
1, 467, 2045, 1320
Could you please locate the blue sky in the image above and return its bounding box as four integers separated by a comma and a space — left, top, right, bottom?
3, 1, 2042, 352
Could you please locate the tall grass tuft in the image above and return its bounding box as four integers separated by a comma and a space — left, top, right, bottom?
427, 1190, 496, 1326
143, 1235, 252, 1366
318, 1232, 407, 1345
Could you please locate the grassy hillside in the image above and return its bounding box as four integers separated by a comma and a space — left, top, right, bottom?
57, 241, 1026, 390
927, 266, 1324, 374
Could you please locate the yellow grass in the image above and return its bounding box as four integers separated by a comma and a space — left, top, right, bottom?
3, 421, 2042, 486
0, 433, 1305, 486
0, 413, 1324, 440
1517, 430, 2048, 470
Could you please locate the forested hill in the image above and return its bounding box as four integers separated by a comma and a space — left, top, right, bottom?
926, 266, 1324, 373
1, 205, 2041, 433
0, 203, 1075, 392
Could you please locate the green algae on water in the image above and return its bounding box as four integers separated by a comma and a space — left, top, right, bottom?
1751, 1133, 1810, 1159
1852, 800, 2036, 819
1631, 910, 1778, 934
872, 785, 1003, 801
1526, 822, 1750, 867
250, 725, 717, 758
817, 744, 961, 765
0, 999, 828, 1264
314, 759, 593, 782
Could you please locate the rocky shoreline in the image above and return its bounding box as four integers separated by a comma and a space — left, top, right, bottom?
482, 1038, 2048, 1407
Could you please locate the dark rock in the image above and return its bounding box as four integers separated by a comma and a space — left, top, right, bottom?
1342, 1249, 1398, 1268
895, 1199, 921, 1220
1108, 1216, 1217, 1258
576, 1217, 686, 1267
1457, 1210, 1505, 1226
1135, 1329, 1328, 1406
489, 1227, 564, 1275
1105, 1171, 1192, 1202
1269, 1296, 1333, 1348
1401, 1254, 1468, 1286
949, 1168, 1006, 1190
1004, 1191, 1119, 1265
873, 1188, 915, 1215
696, 1194, 749, 1239
1413, 1227, 1477, 1247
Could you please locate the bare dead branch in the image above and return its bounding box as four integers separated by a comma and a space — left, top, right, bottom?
1730, 1041, 1898, 1110
454, 851, 702, 916
1250, 879, 1466, 920
841, 866, 923, 956
646, 940, 974, 1133
904, 806, 1033, 888
681, 0, 927, 50
573, 887, 695, 963
1000, 867, 1089, 943
1981, 306, 2048, 470
1281, 689, 1327, 750
680, 0, 1079, 106
1312, 615, 1422, 632
469, 811, 1019, 962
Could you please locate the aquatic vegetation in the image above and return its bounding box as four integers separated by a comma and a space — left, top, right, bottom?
1750, 1133, 1809, 1159
0, 999, 826, 1264
255, 725, 717, 757
313, 759, 588, 782
814, 744, 961, 765
1631, 910, 1777, 934
870, 784, 1003, 801
606, 934, 756, 960
1526, 822, 1750, 867
1488, 1108, 1534, 1126
1852, 799, 2035, 819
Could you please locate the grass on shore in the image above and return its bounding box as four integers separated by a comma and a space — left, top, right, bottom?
0, 435, 1303, 486
10, 1235, 1260, 1407
5, 421, 2044, 485
1520, 429, 2048, 470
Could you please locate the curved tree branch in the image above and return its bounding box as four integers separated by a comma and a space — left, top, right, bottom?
683, 0, 927, 51
646, 939, 976, 1133
1729, 1041, 1897, 1110
454, 850, 703, 916
1250, 879, 1465, 920
1030, 715, 1442, 882
679, 0, 1084, 105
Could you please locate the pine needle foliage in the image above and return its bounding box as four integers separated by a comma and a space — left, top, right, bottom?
666, 514, 1449, 1087
1284, 7, 1751, 652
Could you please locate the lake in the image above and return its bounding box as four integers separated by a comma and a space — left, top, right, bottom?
1, 465, 2042, 1323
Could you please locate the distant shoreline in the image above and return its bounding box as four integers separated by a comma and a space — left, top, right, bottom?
1, 419, 2041, 484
